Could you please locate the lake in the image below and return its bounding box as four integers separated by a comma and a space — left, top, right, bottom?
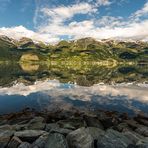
0, 62, 147, 116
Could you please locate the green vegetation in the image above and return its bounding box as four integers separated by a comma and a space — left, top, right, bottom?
0, 36, 147, 63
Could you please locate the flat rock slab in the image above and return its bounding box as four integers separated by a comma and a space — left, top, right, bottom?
45, 133, 68, 148
14, 130, 48, 143
50, 128, 73, 136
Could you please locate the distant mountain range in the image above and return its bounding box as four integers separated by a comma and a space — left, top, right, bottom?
0, 35, 147, 62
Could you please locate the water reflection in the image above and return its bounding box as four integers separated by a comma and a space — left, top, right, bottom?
0, 80, 147, 116
0, 62, 147, 116
0, 62, 147, 87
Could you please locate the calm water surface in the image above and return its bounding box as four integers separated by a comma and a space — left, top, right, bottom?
0, 63, 147, 116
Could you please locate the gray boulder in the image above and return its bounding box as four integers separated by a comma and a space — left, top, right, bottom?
57, 118, 85, 130
123, 131, 144, 144
83, 115, 104, 130
67, 127, 105, 148
0, 130, 15, 148
45, 123, 60, 132
97, 129, 133, 148
27, 117, 45, 130
50, 128, 73, 136
115, 123, 131, 132
18, 142, 31, 148
136, 138, 148, 148
135, 126, 148, 137
45, 133, 68, 148
32, 133, 49, 148
7, 136, 22, 148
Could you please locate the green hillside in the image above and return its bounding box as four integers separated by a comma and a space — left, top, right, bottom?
0, 36, 147, 63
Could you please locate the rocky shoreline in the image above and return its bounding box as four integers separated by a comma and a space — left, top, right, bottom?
0, 108, 148, 148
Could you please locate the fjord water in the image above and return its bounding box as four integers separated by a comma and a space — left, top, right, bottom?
0, 62, 147, 116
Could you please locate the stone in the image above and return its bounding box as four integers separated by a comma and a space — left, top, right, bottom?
32, 133, 49, 148
97, 129, 133, 148
135, 118, 148, 126
83, 115, 104, 130
7, 136, 22, 148
135, 126, 148, 137
115, 123, 131, 132
67, 127, 105, 148
45, 133, 68, 148
123, 131, 143, 144
0, 124, 27, 131
0, 130, 15, 148
0, 125, 13, 131
27, 117, 45, 130
99, 117, 118, 129
50, 128, 73, 136
14, 130, 47, 143
125, 120, 142, 130
45, 123, 60, 132
18, 142, 31, 148
136, 138, 148, 148
57, 118, 85, 130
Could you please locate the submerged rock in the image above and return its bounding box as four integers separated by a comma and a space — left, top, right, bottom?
45, 133, 68, 148
67, 127, 105, 148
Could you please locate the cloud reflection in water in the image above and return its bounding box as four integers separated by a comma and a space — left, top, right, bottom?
0, 80, 147, 115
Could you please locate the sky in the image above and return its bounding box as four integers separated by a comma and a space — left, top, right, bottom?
0, 0, 148, 43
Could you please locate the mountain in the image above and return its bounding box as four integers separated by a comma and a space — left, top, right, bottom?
0, 36, 49, 61
0, 36, 147, 62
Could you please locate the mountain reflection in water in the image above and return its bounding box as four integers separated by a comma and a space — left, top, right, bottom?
0, 80, 147, 116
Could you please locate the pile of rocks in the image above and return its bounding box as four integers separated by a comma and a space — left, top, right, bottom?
0, 108, 147, 148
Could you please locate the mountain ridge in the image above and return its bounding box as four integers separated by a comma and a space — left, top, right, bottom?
0, 35, 147, 62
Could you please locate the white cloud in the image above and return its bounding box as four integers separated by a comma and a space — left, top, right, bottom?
34, 1, 148, 42
132, 1, 148, 19
0, 80, 147, 103
0, 1, 148, 43
95, 0, 111, 6
40, 2, 97, 25
0, 26, 59, 43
